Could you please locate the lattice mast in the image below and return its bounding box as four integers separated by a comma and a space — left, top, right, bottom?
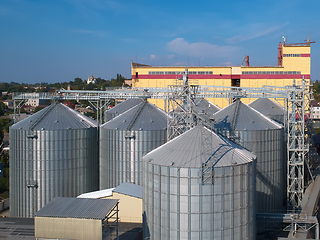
166, 69, 198, 141
287, 78, 311, 210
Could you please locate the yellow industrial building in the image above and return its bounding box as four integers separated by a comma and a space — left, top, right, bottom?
131, 39, 312, 109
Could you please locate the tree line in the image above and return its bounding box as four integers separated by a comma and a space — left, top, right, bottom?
0, 74, 128, 96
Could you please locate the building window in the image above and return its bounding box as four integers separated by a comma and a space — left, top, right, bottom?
242, 71, 301, 75
148, 71, 213, 75
284, 54, 302, 57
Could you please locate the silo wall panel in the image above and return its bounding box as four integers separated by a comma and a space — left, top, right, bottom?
9, 127, 98, 218
143, 161, 255, 240
100, 128, 166, 189
215, 128, 284, 213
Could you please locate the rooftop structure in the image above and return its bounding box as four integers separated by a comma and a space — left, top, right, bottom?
248, 98, 285, 124
105, 98, 144, 122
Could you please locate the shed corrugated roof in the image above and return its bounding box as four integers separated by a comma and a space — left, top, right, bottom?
213, 100, 282, 131
143, 125, 255, 168
77, 188, 115, 199
248, 98, 285, 117
101, 101, 168, 131
106, 98, 144, 115
112, 182, 142, 199
35, 197, 118, 220
11, 102, 97, 130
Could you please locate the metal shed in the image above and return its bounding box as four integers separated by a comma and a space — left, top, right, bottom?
143, 125, 256, 240
105, 182, 143, 223
213, 99, 285, 213
100, 100, 168, 189
9, 102, 99, 217
78, 182, 143, 223
34, 197, 119, 240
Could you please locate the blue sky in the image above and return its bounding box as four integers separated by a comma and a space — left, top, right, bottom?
1, 0, 320, 84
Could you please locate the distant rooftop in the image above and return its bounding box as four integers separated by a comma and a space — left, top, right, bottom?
113, 182, 142, 199
35, 197, 119, 220
77, 188, 115, 199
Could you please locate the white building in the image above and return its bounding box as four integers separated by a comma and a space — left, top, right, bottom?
311, 102, 320, 120
87, 75, 96, 84
26, 99, 49, 107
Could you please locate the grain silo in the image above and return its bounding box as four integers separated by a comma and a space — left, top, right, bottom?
105, 98, 144, 121
143, 125, 256, 240
9, 102, 99, 218
248, 98, 285, 124
100, 100, 168, 189
212, 99, 285, 213
193, 98, 221, 116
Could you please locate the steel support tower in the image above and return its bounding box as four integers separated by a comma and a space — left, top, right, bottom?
286, 79, 312, 209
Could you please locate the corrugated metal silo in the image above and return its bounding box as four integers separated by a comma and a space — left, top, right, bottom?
100, 100, 168, 189
143, 126, 256, 240
248, 98, 285, 124
193, 98, 221, 116
212, 99, 285, 213
105, 98, 144, 122
9, 102, 99, 218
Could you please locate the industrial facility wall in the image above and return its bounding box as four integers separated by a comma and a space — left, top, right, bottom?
131, 44, 310, 109
142, 161, 256, 240
132, 76, 309, 109
35, 217, 102, 240
215, 128, 285, 213
100, 128, 167, 189
104, 192, 142, 223
282, 45, 310, 74
9, 128, 99, 218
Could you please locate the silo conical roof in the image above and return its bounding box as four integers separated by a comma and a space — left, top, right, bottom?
101, 101, 168, 131
248, 98, 285, 117
143, 125, 255, 168
213, 100, 282, 131
11, 102, 98, 130
193, 98, 221, 115
106, 98, 144, 115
